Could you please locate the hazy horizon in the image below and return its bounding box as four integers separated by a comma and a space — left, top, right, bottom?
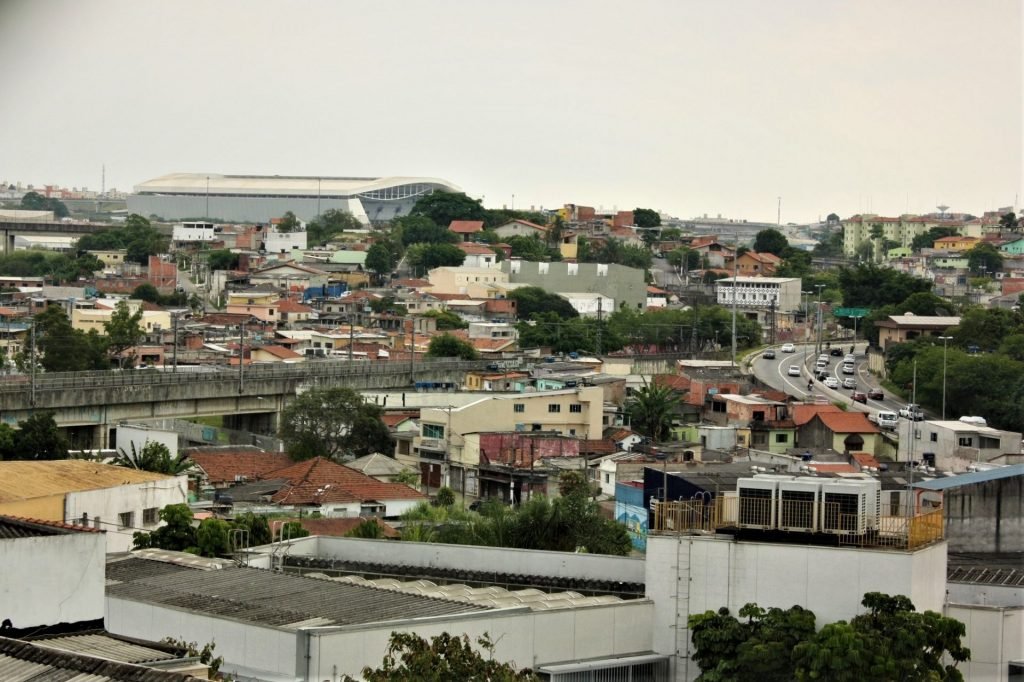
1, 0, 1020, 223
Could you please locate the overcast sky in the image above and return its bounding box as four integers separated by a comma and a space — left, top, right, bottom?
1, 0, 1020, 223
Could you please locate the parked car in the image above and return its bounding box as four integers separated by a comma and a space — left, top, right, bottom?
867, 388, 884, 400
830, 347, 844, 357
823, 377, 840, 389
788, 365, 801, 376
842, 377, 856, 389
763, 349, 776, 359
852, 391, 868, 403
899, 404, 924, 421
781, 343, 796, 353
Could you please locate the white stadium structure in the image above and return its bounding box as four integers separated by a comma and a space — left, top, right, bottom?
127, 173, 462, 224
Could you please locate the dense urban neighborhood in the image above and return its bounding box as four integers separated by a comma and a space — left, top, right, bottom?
0, 177, 1020, 681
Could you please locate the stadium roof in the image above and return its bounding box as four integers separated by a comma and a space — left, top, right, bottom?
133, 173, 461, 197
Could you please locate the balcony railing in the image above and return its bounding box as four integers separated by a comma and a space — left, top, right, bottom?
650, 497, 944, 550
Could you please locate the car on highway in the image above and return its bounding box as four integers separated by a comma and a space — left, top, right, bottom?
842, 377, 856, 389
851, 391, 867, 403
867, 388, 884, 400
818, 354, 829, 363
875, 411, 899, 429
899, 404, 924, 421
781, 343, 795, 353
816, 370, 828, 381
763, 349, 776, 359
841, 362, 855, 375
844, 354, 856, 363
788, 365, 801, 376
823, 377, 840, 389
830, 347, 844, 357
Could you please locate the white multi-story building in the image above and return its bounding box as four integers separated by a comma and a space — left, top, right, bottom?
715, 276, 802, 312
171, 221, 216, 243
897, 419, 1023, 472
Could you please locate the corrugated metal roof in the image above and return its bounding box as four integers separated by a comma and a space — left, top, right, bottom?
32, 634, 177, 664
0, 461, 177, 503
947, 566, 1024, 587
106, 558, 488, 629
133, 173, 461, 196
913, 464, 1024, 490
0, 637, 198, 681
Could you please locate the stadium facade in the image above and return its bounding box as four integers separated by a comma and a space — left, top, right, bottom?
127, 173, 461, 224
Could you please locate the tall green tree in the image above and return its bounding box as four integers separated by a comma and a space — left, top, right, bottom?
426, 334, 478, 360
344, 632, 537, 682
306, 209, 361, 245
508, 286, 579, 320
113, 441, 191, 475
966, 242, 1003, 275
999, 211, 1019, 233
633, 208, 661, 228
11, 412, 70, 460
626, 381, 677, 442
132, 504, 197, 552
421, 309, 469, 330
753, 228, 789, 256
365, 242, 398, 281
405, 242, 465, 270
103, 300, 144, 368
279, 386, 391, 461
911, 226, 960, 251
20, 190, 69, 218
33, 304, 109, 372
395, 215, 457, 246
410, 191, 488, 227
838, 264, 932, 309
276, 211, 300, 233
206, 249, 240, 271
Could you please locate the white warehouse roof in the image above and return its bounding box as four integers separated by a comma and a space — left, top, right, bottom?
133, 172, 461, 197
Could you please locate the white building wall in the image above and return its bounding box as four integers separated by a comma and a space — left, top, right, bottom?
645, 534, 948, 681
0, 531, 105, 629
65, 476, 188, 553
114, 423, 179, 459
171, 223, 215, 242
307, 601, 655, 681
945, 604, 1023, 682
264, 229, 308, 253
106, 596, 301, 682
560, 294, 614, 318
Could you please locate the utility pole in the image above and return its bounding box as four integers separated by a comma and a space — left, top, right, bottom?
348, 318, 354, 362
29, 322, 36, 409
814, 284, 826, 355
731, 233, 739, 367
596, 296, 603, 355
172, 313, 179, 372
777, 196, 781, 226
237, 322, 245, 394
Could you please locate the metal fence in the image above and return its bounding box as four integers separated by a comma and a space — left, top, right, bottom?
650, 498, 945, 551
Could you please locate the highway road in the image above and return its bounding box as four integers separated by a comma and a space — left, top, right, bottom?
750, 341, 914, 418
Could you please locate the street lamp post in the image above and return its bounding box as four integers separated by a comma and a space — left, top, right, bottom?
814, 284, 826, 355
939, 336, 952, 419
802, 290, 812, 370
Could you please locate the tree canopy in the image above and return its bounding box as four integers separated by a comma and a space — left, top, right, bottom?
426, 333, 478, 360
0, 412, 69, 461
32, 304, 109, 372
910, 226, 960, 252
410, 191, 488, 227
753, 228, 789, 256
633, 208, 661, 228
627, 381, 678, 442
966, 242, 1003, 275
76, 214, 169, 265
279, 386, 394, 461
365, 241, 399, 280
395, 215, 458, 246
306, 209, 362, 245
113, 441, 191, 475
405, 242, 465, 270
103, 300, 144, 367
0, 250, 103, 284
20, 190, 69, 218
508, 286, 579, 320
690, 593, 969, 682
206, 249, 240, 271
344, 632, 537, 682
838, 264, 933, 309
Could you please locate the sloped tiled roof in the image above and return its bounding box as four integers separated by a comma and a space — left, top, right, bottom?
791, 403, 843, 426
255, 344, 303, 360
0, 515, 102, 538
265, 457, 426, 505
183, 446, 292, 486
289, 516, 400, 538
277, 299, 314, 313
347, 452, 417, 478
579, 439, 618, 456
816, 412, 879, 434
457, 242, 498, 256
448, 220, 484, 233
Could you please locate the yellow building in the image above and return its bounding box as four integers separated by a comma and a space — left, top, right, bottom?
226, 290, 280, 323
71, 302, 171, 335
427, 266, 508, 296
87, 249, 128, 268
0, 460, 187, 553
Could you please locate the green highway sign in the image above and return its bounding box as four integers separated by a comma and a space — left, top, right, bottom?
833, 307, 869, 318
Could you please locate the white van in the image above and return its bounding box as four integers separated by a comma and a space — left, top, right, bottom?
875, 411, 898, 430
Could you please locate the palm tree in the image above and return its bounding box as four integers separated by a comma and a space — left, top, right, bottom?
113, 441, 192, 475
627, 381, 678, 442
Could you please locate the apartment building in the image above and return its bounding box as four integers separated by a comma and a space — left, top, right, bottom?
897, 419, 1023, 472
427, 266, 509, 295
401, 386, 604, 495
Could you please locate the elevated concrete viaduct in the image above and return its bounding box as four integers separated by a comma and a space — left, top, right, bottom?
0, 359, 483, 449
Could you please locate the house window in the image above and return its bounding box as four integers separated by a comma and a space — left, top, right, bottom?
514, 403, 525, 413
548, 404, 561, 413
118, 512, 134, 529
930, 433, 938, 442
143, 507, 159, 525
570, 404, 582, 413
569, 428, 576, 436
604, 473, 610, 484
958, 437, 973, 447
423, 424, 445, 439
775, 433, 788, 443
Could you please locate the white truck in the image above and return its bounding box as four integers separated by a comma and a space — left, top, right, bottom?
869, 411, 899, 430
898, 404, 924, 421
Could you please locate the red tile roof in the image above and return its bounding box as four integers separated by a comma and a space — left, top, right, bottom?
393, 278, 431, 288
265, 457, 426, 505
807, 463, 858, 474
816, 412, 879, 434
851, 452, 881, 469
381, 411, 419, 428
287, 516, 400, 538
654, 374, 691, 392
791, 404, 843, 426
255, 344, 303, 360
0, 515, 102, 534
457, 242, 498, 255
277, 299, 314, 313
579, 439, 617, 456
448, 220, 484, 234
184, 447, 293, 485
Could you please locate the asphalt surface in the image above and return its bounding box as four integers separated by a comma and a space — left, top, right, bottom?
751, 341, 912, 418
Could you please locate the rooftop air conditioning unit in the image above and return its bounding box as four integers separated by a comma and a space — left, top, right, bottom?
820, 479, 881, 536
736, 476, 781, 530
777, 478, 822, 532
